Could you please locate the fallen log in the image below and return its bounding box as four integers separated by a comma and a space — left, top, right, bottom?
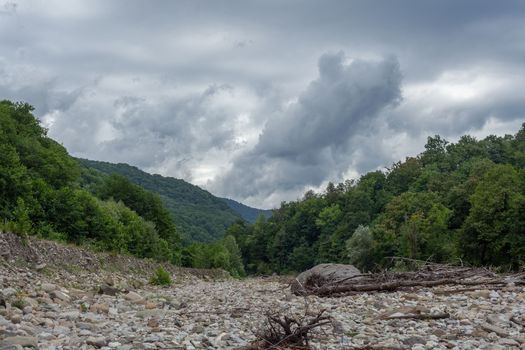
292, 262, 525, 297
383, 312, 450, 320
348, 345, 407, 350
310, 277, 507, 296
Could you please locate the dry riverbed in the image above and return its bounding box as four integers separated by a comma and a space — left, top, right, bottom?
1, 233, 525, 349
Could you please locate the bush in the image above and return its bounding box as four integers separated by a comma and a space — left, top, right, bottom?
346, 225, 375, 271
149, 266, 172, 286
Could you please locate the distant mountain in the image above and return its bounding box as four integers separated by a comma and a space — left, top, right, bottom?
78, 159, 243, 243
221, 198, 273, 223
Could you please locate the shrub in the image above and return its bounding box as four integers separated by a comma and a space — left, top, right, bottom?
149, 266, 172, 286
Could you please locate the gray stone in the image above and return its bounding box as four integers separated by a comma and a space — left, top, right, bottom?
480, 322, 509, 337
41, 283, 56, 293
3, 287, 17, 297
34, 263, 47, 271
136, 309, 165, 319
86, 336, 107, 348
90, 303, 109, 314
98, 284, 119, 296
0, 341, 23, 350
116, 345, 132, 350
498, 338, 519, 346
9, 314, 21, 324
192, 325, 205, 334
22, 297, 38, 308
3, 336, 38, 348
38, 332, 54, 340
123, 291, 143, 303
51, 290, 70, 302
291, 263, 361, 294
77, 322, 96, 330
402, 336, 426, 346
60, 311, 80, 320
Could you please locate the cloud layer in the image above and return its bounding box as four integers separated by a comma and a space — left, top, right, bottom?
212, 53, 402, 205
1, 0, 525, 207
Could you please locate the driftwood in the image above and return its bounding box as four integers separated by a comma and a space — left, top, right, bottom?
383, 312, 450, 320
294, 261, 525, 297
237, 309, 331, 350
348, 346, 407, 350
511, 316, 525, 327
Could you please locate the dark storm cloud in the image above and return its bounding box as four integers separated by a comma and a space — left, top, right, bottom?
256, 53, 401, 157
212, 52, 402, 203
1, 0, 525, 207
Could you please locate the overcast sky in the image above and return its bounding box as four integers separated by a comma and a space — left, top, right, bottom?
1, 0, 524, 208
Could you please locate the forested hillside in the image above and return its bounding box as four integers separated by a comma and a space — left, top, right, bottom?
221, 198, 273, 223
227, 124, 525, 274
0, 100, 248, 276
78, 159, 244, 243
0, 100, 180, 262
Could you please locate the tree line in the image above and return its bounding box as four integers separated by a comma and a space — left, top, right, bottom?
227, 124, 525, 273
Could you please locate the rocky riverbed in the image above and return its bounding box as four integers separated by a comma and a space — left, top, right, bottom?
1, 233, 525, 349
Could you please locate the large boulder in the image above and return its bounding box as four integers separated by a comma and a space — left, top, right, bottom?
291, 263, 362, 295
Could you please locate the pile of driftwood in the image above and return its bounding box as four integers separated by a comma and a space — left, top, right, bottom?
294, 261, 525, 297
237, 309, 331, 350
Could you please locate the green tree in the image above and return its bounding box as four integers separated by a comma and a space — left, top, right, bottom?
12, 197, 32, 236
222, 235, 245, 277
97, 174, 180, 253
461, 164, 525, 267
346, 225, 374, 271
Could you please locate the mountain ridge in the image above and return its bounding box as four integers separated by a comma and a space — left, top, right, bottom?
221, 197, 273, 223
77, 158, 270, 242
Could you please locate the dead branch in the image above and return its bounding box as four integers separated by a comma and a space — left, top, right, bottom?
237, 308, 331, 350
510, 316, 525, 327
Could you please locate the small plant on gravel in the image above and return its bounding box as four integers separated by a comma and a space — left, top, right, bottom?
149, 266, 172, 286
11, 297, 27, 310
39, 266, 53, 277
79, 303, 88, 313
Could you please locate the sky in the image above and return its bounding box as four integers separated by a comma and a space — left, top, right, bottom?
1, 0, 524, 208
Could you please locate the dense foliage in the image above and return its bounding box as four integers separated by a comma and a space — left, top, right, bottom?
0, 100, 181, 262
78, 158, 249, 243
181, 234, 246, 277
228, 125, 525, 274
